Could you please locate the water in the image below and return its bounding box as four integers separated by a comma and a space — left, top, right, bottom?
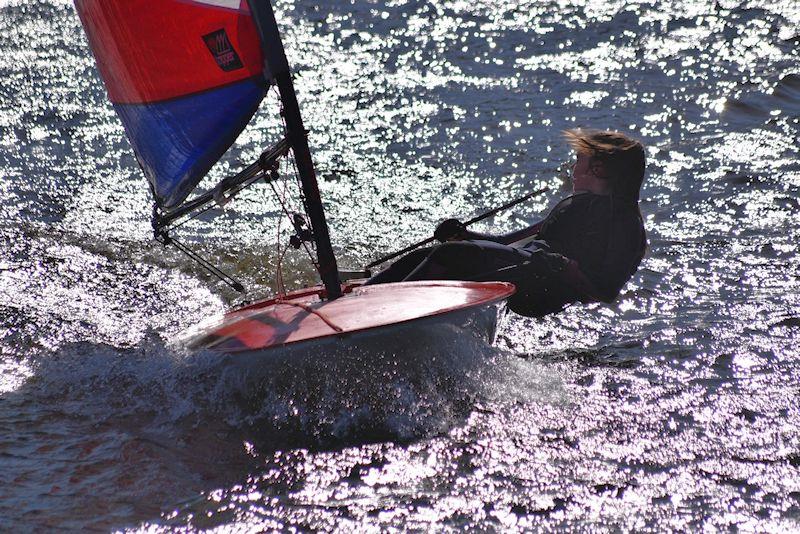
1, 0, 799, 530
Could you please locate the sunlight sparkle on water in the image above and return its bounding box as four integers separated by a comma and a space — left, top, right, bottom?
1, 0, 800, 530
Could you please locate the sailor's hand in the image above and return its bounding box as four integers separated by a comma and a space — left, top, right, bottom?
434, 218, 467, 242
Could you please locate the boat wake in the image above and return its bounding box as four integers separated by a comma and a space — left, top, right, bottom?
2, 321, 568, 531
20, 320, 508, 451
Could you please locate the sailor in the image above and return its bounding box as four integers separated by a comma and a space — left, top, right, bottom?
365, 129, 647, 318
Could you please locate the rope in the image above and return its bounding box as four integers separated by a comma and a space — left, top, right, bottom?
274, 300, 343, 333
286, 150, 320, 269
263, 85, 321, 295
267, 174, 287, 296
275, 92, 321, 274
155, 86, 325, 298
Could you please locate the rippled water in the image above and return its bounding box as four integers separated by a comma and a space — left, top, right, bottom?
2, 0, 799, 530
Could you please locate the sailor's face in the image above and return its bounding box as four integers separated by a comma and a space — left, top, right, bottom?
571, 154, 594, 192
571, 153, 613, 195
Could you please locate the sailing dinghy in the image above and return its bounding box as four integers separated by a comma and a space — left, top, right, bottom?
74, 0, 515, 353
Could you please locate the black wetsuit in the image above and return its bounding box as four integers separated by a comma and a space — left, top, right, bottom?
367, 192, 647, 317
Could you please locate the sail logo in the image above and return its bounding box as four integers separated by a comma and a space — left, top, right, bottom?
203, 29, 244, 72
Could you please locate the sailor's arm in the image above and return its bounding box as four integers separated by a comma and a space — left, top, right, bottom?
434, 193, 581, 244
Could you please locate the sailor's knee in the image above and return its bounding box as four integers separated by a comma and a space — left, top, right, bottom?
428, 241, 480, 264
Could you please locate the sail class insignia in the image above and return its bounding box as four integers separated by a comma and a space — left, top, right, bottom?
203, 29, 244, 71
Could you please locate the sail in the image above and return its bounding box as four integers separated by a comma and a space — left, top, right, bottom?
74, 0, 269, 209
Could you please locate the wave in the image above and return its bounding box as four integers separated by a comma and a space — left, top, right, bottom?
17, 320, 521, 451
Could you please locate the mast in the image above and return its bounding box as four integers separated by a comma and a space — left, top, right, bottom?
246, 0, 342, 300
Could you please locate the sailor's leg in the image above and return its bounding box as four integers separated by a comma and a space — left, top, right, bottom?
504, 249, 581, 317
364, 247, 435, 285
403, 241, 528, 282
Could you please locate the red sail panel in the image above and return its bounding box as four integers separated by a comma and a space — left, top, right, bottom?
74, 0, 266, 105
74, 0, 271, 208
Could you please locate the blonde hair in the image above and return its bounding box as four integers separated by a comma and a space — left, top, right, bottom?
564, 129, 645, 201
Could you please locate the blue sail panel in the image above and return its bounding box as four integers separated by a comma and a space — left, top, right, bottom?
114, 77, 266, 209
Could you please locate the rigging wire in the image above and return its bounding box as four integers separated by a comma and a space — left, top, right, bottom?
156, 232, 244, 293
258, 85, 321, 296
160, 201, 218, 234
272, 90, 322, 275
268, 166, 292, 296
268, 86, 293, 295
153, 86, 328, 297
286, 149, 320, 270
266, 149, 319, 295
